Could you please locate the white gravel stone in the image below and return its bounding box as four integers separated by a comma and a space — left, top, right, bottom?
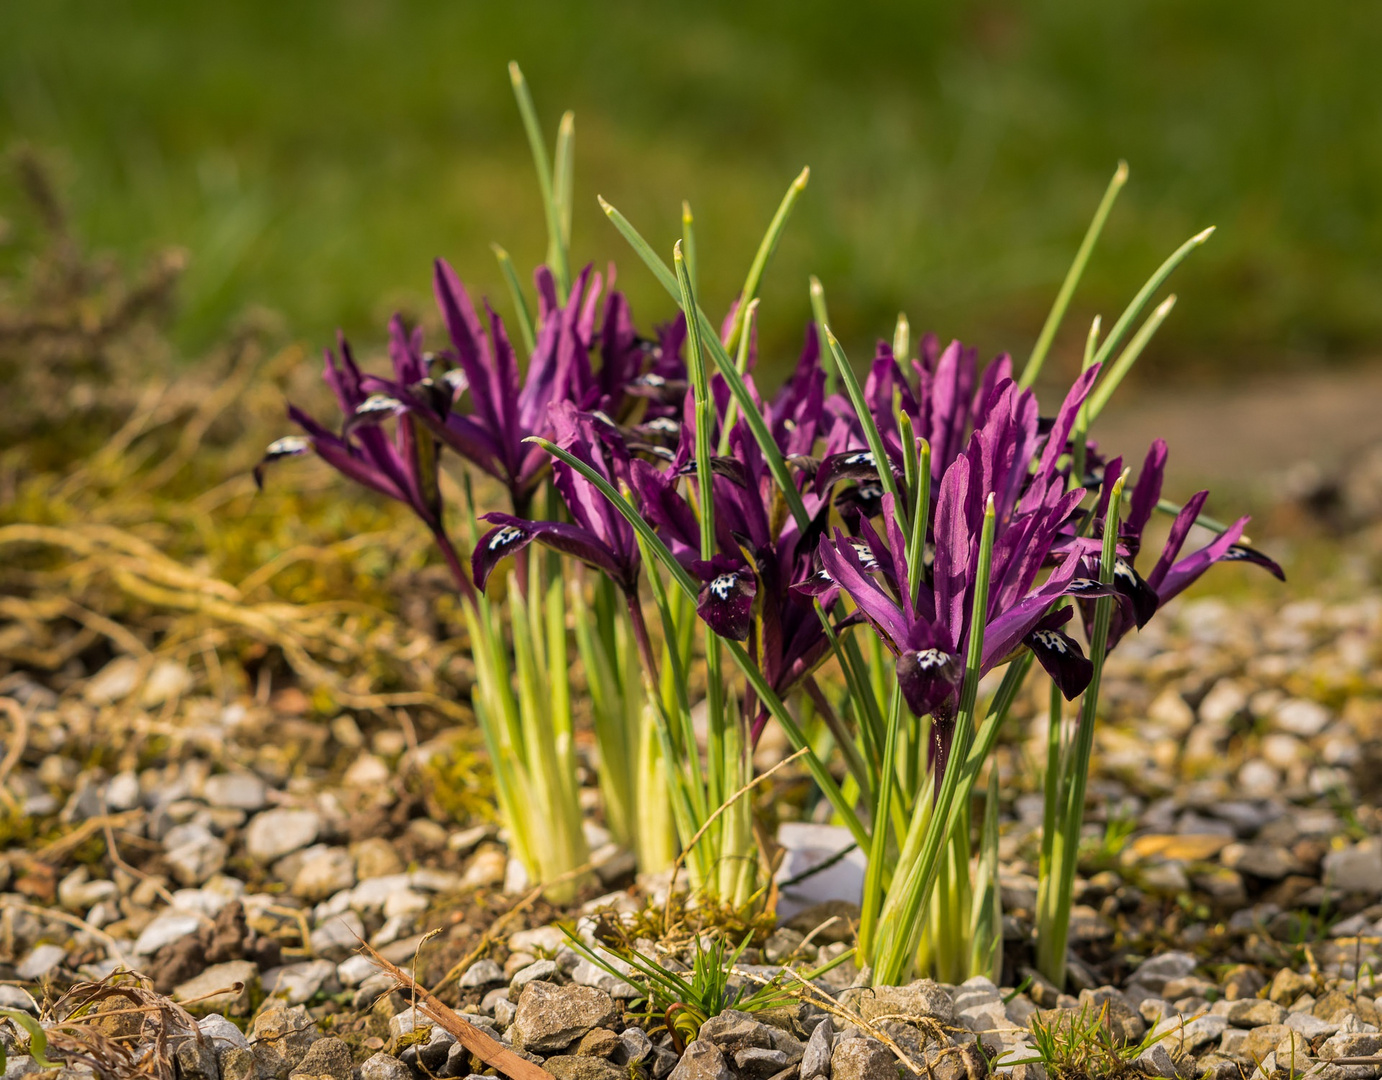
1137, 1042, 1177, 1078
310, 910, 366, 961
1272, 699, 1333, 737
337, 953, 384, 986
264, 959, 338, 1004
292, 846, 356, 901
1237, 760, 1281, 798
164, 824, 229, 886
1286, 1013, 1340, 1040
16, 944, 66, 981
105, 770, 142, 811
245, 808, 322, 863
509, 926, 565, 954
510, 959, 559, 995
84, 657, 141, 704
198, 1013, 251, 1051
343, 754, 391, 787
58, 868, 119, 911
458, 959, 504, 988
382, 888, 429, 919
1323, 839, 1382, 895
203, 772, 268, 811
460, 849, 507, 890
134, 912, 203, 955
1198, 679, 1249, 724
348, 874, 412, 913
141, 660, 194, 706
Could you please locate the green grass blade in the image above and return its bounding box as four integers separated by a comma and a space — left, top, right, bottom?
821, 321, 909, 536
554, 111, 575, 256
1037, 472, 1125, 988
725, 167, 810, 357
491, 243, 537, 356
675, 241, 717, 558
1090, 226, 1213, 372
859, 684, 902, 959
1020, 162, 1128, 389
598, 196, 811, 530
681, 200, 697, 294
809, 275, 833, 396
508, 61, 570, 300
1085, 294, 1177, 419
875, 494, 997, 982
530, 436, 868, 848
719, 297, 759, 454
893, 312, 910, 365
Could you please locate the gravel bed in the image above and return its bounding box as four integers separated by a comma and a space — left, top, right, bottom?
0, 576, 1378, 1080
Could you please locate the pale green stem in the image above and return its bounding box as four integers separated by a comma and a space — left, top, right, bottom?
893, 312, 911, 365
1085, 294, 1178, 419
508, 61, 570, 301
599, 195, 810, 529
821, 318, 909, 536
724, 167, 811, 356
1036, 473, 1126, 987
873, 495, 997, 983
1090, 227, 1213, 372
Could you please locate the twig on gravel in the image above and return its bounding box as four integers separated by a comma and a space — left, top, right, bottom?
0, 698, 30, 814
0, 898, 133, 967
431, 859, 596, 995
101, 818, 178, 910
36, 810, 144, 862
363, 941, 556, 1080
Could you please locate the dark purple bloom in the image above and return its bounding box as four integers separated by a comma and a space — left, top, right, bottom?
474, 403, 641, 594
691, 554, 758, 641
1083, 438, 1285, 647
1023, 609, 1093, 701
256, 325, 473, 601
816, 361, 1113, 725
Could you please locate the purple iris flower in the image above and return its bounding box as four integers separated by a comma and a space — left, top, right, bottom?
1082, 438, 1285, 648
255, 325, 475, 602
619, 333, 841, 738
473, 403, 641, 596
392, 259, 605, 516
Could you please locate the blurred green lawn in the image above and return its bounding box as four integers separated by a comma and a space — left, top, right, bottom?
2, 1, 1379, 384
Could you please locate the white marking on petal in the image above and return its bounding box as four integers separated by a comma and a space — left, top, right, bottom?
355, 394, 403, 415
911, 648, 950, 670
709, 573, 738, 600
844, 451, 875, 467
1033, 630, 1069, 654
265, 436, 310, 458
489, 525, 526, 551
848, 539, 881, 570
